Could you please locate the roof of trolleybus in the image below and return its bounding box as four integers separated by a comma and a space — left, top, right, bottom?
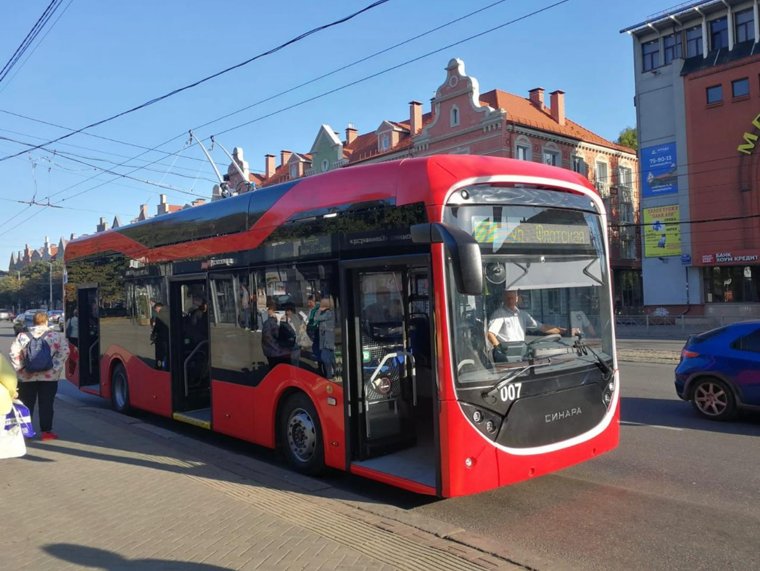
64, 154, 597, 264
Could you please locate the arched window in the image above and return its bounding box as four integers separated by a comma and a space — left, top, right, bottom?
515, 136, 531, 161
450, 105, 460, 127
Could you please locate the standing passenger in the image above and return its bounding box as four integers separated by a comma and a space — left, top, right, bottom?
314, 297, 336, 380
9, 311, 69, 441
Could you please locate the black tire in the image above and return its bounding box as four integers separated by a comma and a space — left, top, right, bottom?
279, 392, 325, 475
111, 363, 131, 413
691, 377, 737, 421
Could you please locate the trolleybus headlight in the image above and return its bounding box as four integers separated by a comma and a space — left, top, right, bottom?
485, 420, 495, 433
472, 410, 483, 423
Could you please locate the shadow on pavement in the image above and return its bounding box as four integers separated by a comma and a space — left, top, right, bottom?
44, 544, 232, 570
621, 396, 760, 436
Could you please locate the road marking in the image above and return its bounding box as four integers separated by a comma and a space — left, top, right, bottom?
621, 420, 683, 431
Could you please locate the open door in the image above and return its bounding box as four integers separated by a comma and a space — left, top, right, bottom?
76, 287, 100, 388
169, 278, 211, 427
345, 259, 438, 491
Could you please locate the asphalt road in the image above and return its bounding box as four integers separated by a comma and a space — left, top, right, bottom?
3, 322, 758, 570
409, 361, 760, 570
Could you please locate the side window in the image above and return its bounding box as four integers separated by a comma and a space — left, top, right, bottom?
209, 271, 252, 328
733, 329, 760, 353
255, 263, 340, 378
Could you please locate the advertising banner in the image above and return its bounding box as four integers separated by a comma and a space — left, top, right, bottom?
641, 143, 678, 197
643, 205, 681, 257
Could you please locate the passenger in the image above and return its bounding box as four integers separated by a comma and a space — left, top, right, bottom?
314, 297, 336, 380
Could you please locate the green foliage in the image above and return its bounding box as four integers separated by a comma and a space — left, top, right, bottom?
0, 260, 64, 309
616, 127, 638, 151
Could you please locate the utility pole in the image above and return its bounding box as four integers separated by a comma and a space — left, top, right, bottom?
49, 262, 53, 310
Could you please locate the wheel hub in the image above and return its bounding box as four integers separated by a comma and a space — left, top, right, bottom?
287, 409, 316, 462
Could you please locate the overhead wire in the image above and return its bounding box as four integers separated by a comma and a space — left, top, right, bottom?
0, 0, 392, 163
2, 0, 515, 209
0, 0, 64, 85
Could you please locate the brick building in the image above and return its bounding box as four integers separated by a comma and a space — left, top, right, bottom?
623, 0, 760, 319
243, 58, 642, 310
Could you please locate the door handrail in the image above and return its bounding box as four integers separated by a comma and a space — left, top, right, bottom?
183, 340, 209, 397
369, 351, 417, 406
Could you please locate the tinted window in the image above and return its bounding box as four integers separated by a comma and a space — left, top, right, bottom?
732, 328, 760, 353
732, 78, 750, 98
710, 17, 728, 50
706, 85, 723, 104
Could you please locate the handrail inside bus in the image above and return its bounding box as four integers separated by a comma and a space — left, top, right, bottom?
183, 340, 209, 397
369, 351, 417, 406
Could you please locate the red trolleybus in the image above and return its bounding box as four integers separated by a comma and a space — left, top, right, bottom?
64, 154, 619, 497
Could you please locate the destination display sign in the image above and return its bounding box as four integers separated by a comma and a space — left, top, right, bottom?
472, 217, 591, 247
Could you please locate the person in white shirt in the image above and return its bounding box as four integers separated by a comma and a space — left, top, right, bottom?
487, 290, 577, 349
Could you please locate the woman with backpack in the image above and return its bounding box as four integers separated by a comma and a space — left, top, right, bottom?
9, 311, 69, 441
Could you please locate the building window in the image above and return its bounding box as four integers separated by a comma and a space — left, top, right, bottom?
663, 33, 682, 64
289, 163, 299, 178
321, 159, 329, 172
516, 144, 529, 161
710, 16, 728, 51
732, 78, 750, 98
618, 166, 633, 192
735, 8, 755, 43
641, 39, 660, 71
706, 84, 723, 104
543, 150, 560, 166
571, 156, 586, 174
686, 25, 703, 57
379, 132, 390, 151
595, 161, 609, 197
450, 105, 460, 127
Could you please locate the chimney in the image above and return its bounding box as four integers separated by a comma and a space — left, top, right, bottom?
409, 101, 423, 135
264, 154, 276, 178
345, 124, 357, 145
280, 150, 292, 166
550, 90, 565, 125
528, 87, 545, 109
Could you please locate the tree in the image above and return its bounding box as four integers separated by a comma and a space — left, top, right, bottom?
616, 127, 638, 151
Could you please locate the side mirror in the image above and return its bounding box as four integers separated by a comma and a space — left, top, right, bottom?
411, 223, 482, 295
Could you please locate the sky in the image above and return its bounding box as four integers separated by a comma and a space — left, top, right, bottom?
0, 0, 675, 269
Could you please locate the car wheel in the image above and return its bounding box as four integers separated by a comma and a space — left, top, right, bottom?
111, 363, 131, 413
691, 377, 737, 421
279, 392, 325, 475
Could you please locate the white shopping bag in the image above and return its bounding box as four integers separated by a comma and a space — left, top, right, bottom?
0, 407, 27, 459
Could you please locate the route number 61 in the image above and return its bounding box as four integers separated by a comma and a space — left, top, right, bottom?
500, 382, 522, 403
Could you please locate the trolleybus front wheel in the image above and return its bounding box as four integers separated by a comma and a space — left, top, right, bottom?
279, 392, 325, 475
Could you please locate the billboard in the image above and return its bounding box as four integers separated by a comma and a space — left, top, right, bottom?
641, 143, 678, 197
643, 205, 681, 257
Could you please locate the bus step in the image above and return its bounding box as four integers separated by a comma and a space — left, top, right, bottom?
172, 409, 211, 429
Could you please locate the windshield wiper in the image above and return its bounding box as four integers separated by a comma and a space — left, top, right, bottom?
573, 334, 613, 379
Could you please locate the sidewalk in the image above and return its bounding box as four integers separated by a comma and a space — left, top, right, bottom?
4, 393, 522, 570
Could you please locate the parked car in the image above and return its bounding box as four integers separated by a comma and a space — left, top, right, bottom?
0, 309, 13, 321
48, 310, 63, 324
12, 309, 47, 335
675, 321, 760, 420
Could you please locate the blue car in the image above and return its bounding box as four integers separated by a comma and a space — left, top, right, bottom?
675, 321, 760, 420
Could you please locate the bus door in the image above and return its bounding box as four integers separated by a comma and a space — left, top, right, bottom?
169, 278, 211, 420
345, 259, 438, 490
76, 286, 100, 388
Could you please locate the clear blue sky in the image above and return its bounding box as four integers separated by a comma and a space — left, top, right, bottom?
0, 0, 670, 269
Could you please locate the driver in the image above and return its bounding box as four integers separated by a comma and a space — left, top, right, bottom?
487, 290, 577, 348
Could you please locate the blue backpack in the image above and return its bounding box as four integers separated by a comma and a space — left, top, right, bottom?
24, 334, 54, 373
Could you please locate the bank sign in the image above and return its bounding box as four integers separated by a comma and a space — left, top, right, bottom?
641, 143, 678, 197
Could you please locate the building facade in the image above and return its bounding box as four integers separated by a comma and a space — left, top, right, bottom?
624, 0, 760, 319
248, 58, 642, 310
